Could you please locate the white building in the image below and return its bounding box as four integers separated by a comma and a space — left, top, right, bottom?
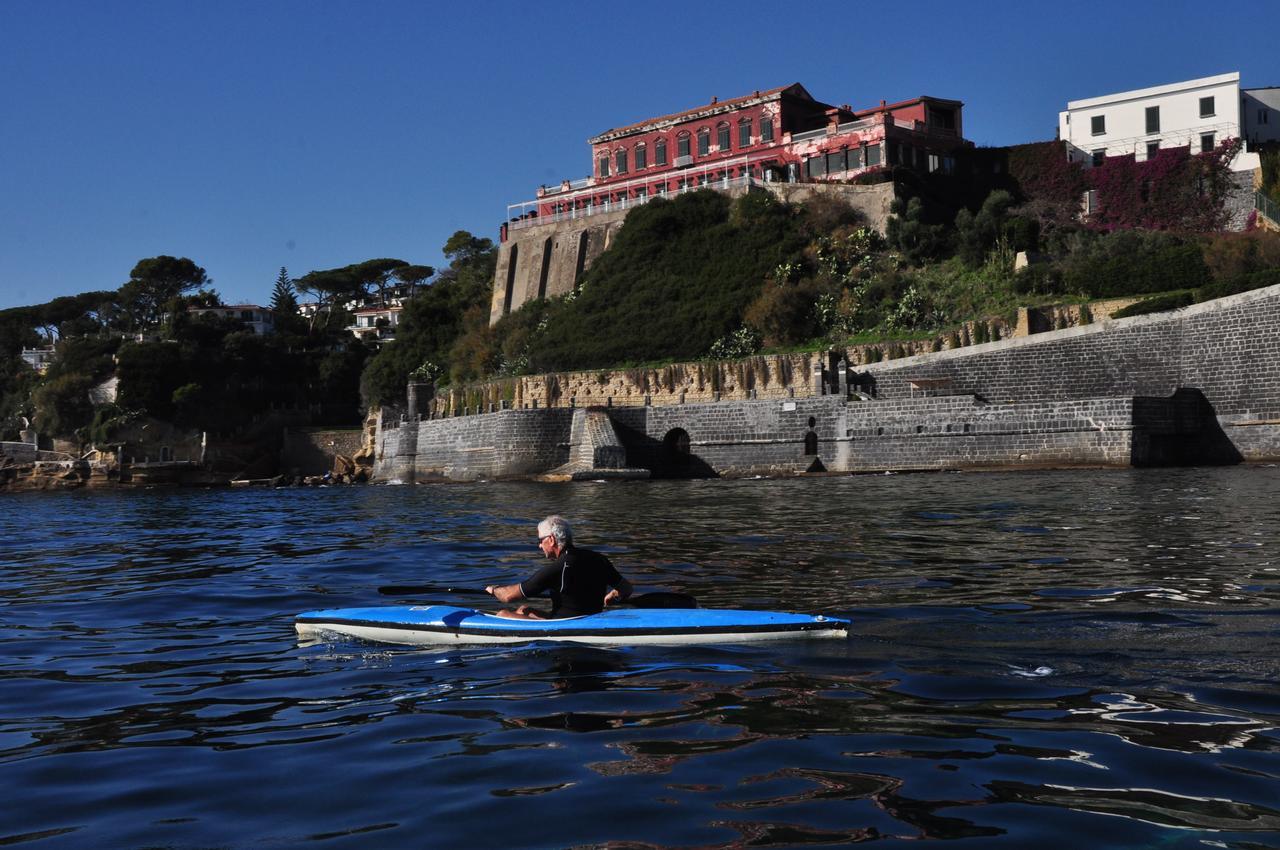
187, 305, 277, 335
347, 305, 403, 343
1242, 87, 1280, 147
1059, 72, 1260, 172
20, 347, 56, 374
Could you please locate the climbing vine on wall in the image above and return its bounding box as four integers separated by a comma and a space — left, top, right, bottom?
1088, 139, 1242, 232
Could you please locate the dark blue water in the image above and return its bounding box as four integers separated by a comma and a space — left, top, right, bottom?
3, 468, 1280, 848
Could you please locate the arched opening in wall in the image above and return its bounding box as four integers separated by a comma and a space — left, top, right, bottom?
663, 428, 691, 463
573, 232, 589, 291
538, 237, 552, 300
503, 244, 519, 315
803, 430, 818, 456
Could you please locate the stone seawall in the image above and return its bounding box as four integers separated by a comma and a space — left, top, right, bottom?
378, 408, 575, 482
376, 283, 1280, 481
864, 284, 1280, 417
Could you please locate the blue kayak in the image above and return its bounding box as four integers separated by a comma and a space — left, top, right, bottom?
295, 604, 849, 646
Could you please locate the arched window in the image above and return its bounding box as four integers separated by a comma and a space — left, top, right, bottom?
738, 118, 752, 147
717, 122, 731, 152
634, 143, 647, 169
677, 132, 691, 159
615, 148, 628, 174
598, 154, 609, 178
655, 137, 667, 166
697, 128, 710, 157
760, 117, 774, 142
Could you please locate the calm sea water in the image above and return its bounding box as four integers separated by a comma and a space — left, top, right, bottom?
3, 468, 1279, 849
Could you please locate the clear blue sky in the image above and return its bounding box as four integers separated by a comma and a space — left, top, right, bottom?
2, 0, 1275, 310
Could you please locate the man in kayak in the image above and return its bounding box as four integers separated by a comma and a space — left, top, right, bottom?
484, 515, 633, 619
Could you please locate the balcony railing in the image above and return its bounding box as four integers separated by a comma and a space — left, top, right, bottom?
507, 154, 768, 232
1258, 191, 1280, 229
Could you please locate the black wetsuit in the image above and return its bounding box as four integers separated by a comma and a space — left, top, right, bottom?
520, 545, 622, 618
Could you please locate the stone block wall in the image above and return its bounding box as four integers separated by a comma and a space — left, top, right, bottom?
281, 428, 364, 476
864, 284, 1280, 419
381, 284, 1280, 481
377, 408, 575, 482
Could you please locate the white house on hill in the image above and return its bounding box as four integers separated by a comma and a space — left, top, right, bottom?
1058, 72, 1261, 173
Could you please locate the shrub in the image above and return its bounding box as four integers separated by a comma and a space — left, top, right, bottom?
1110, 290, 1196, 318
1198, 268, 1280, 301
1062, 232, 1210, 298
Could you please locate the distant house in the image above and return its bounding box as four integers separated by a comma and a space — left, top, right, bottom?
1058, 72, 1261, 172
347, 304, 403, 343
187, 304, 276, 335
20, 347, 56, 374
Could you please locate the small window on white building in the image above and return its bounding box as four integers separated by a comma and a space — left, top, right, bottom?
1145, 106, 1160, 134
1092, 149, 1106, 168
1199, 96, 1215, 118
1201, 133, 1215, 153
1146, 141, 1160, 159
1091, 115, 1105, 135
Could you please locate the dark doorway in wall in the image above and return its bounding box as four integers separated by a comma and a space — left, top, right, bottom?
663, 428, 691, 467
803, 430, 818, 456
537, 238, 553, 300
573, 232, 589, 290
503, 244, 519, 315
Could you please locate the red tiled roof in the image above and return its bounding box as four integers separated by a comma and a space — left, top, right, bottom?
590, 83, 819, 143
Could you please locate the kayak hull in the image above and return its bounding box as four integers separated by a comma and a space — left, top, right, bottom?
295, 604, 849, 646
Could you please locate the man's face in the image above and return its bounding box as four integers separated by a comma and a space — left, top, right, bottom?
539, 533, 557, 559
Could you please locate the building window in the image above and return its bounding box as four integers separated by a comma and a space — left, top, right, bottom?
717, 122, 730, 151
1146, 140, 1160, 159
1201, 132, 1215, 153
848, 147, 864, 169
1261, 109, 1270, 125
805, 155, 827, 178
865, 144, 882, 167
677, 132, 690, 158
635, 143, 647, 170
825, 150, 845, 173
1092, 149, 1106, 168
697, 128, 710, 157
598, 155, 609, 178
1145, 106, 1160, 134
761, 117, 774, 142
655, 138, 667, 165
738, 119, 752, 147
1091, 115, 1105, 136
615, 148, 628, 174
1200, 96, 1215, 118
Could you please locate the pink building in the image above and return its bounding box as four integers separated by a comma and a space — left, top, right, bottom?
505, 83, 967, 235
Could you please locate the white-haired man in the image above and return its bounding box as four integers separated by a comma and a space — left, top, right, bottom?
485, 515, 633, 619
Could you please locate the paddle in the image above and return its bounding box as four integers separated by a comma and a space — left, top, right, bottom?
377, 584, 697, 609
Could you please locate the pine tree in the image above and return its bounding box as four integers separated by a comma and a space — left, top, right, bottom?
271, 267, 298, 315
